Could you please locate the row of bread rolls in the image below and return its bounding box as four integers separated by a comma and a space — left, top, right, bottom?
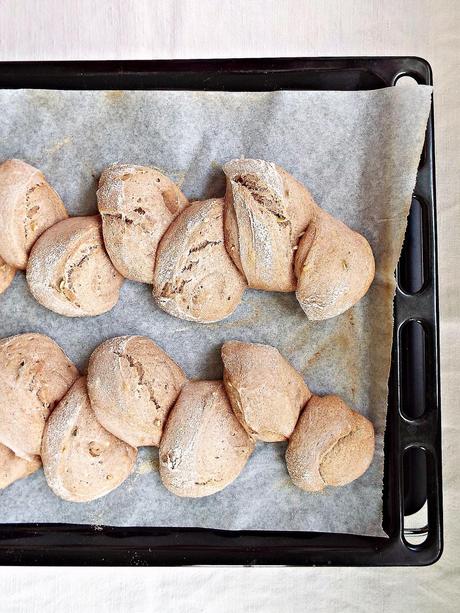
0, 159, 375, 322
0, 333, 375, 501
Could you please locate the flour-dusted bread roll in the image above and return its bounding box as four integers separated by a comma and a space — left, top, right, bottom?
223, 159, 316, 292
0, 442, 41, 490
294, 208, 375, 320
159, 380, 254, 497
87, 335, 187, 447
221, 341, 311, 442
0, 255, 15, 294
26, 215, 124, 317
153, 198, 247, 323
41, 377, 137, 502
0, 333, 78, 460
0, 159, 68, 269
97, 164, 189, 283
286, 395, 375, 492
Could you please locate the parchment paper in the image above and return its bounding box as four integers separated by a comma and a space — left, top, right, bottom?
0, 86, 431, 536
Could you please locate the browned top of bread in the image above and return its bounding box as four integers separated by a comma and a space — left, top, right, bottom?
41, 376, 137, 502
97, 164, 188, 283
0, 333, 79, 460
223, 159, 316, 292
159, 380, 254, 497
221, 340, 311, 442
0, 442, 41, 490
286, 395, 375, 492
0, 159, 68, 269
87, 335, 187, 447
26, 215, 124, 317
294, 207, 375, 320
153, 198, 247, 323
0, 255, 15, 295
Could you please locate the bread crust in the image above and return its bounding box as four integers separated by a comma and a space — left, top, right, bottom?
0, 333, 79, 460
159, 380, 254, 497
26, 215, 124, 317
87, 335, 187, 447
0, 159, 68, 269
0, 442, 41, 490
294, 207, 375, 320
286, 395, 375, 492
223, 159, 316, 292
97, 164, 188, 283
221, 341, 311, 442
41, 376, 137, 502
153, 198, 247, 322
0, 255, 15, 294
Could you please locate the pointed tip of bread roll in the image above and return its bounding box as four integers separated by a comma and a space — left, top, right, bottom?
0, 443, 41, 490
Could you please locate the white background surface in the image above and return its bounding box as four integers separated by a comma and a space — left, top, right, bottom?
0, 1, 459, 611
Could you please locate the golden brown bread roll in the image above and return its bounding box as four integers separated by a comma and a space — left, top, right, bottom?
221, 340, 311, 442
26, 215, 124, 317
0, 255, 15, 295
286, 395, 375, 492
294, 208, 375, 320
0, 159, 68, 269
153, 198, 247, 322
159, 380, 254, 497
0, 333, 79, 460
223, 159, 316, 292
41, 377, 137, 502
87, 335, 187, 447
0, 442, 41, 490
97, 164, 189, 283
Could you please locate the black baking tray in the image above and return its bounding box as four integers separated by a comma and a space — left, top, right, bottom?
0, 57, 442, 566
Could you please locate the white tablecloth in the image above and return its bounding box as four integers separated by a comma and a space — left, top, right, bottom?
0, 1, 458, 611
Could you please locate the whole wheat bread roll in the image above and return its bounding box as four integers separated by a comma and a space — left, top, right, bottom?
41, 377, 137, 502
0, 159, 68, 269
153, 198, 247, 323
0, 255, 15, 294
26, 215, 124, 317
87, 335, 187, 447
221, 341, 311, 442
0, 442, 41, 490
97, 164, 189, 283
223, 159, 316, 292
286, 394, 375, 492
0, 333, 79, 460
159, 380, 254, 497
294, 207, 375, 320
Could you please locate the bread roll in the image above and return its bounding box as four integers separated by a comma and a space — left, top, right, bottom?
0, 255, 15, 294
153, 198, 247, 323
221, 341, 311, 442
223, 159, 316, 292
0, 159, 68, 269
41, 377, 137, 502
294, 208, 375, 320
26, 215, 124, 317
0, 442, 41, 489
159, 380, 254, 497
97, 164, 188, 283
87, 335, 187, 447
286, 395, 375, 492
0, 333, 78, 460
